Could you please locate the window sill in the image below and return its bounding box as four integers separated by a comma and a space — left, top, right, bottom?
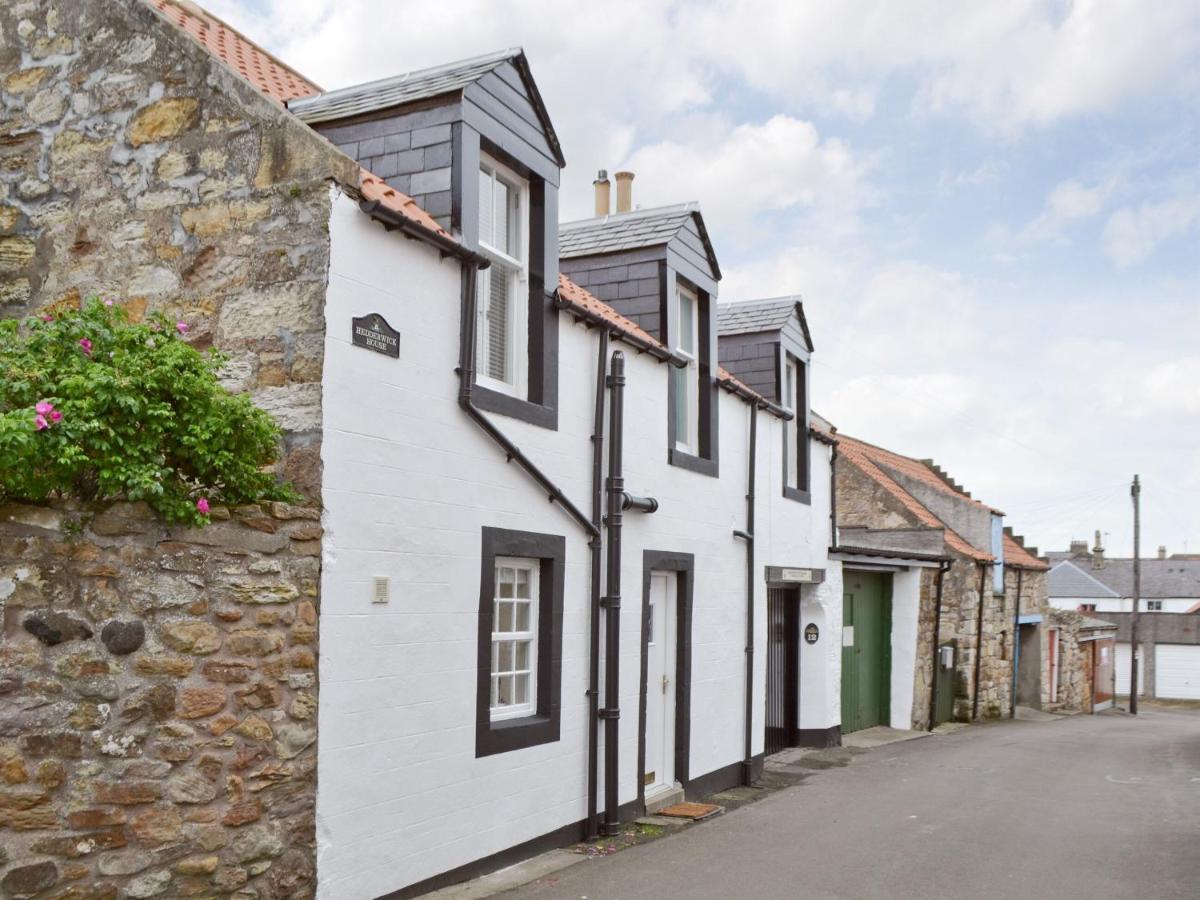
668, 448, 718, 478
472, 383, 558, 430
476, 712, 559, 757
783, 486, 811, 505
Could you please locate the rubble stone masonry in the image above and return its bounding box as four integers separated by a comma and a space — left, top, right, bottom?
0, 499, 321, 898
0, 0, 356, 498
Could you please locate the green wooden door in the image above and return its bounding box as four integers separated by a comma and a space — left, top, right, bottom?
841, 573, 892, 734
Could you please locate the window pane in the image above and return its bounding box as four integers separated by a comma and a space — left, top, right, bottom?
515, 641, 529, 670
672, 366, 689, 447
491, 641, 499, 674
515, 567, 531, 599
497, 674, 513, 706
486, 263, 511, 382
513, 673, 529, 705
494, 179, 510, 254
677, 290, 694, 354
499, 640, 513, 671
497, 601, 513, 632
515, 600, 530, 632
498, 568, 514, 599
491, 673, 499, 707
478, 168, 493, 244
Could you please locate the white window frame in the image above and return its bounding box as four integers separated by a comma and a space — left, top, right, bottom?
476, 155, 530, 398
784, 357, 800, 489
490, 556, 539, 722
672, 283, 700, 454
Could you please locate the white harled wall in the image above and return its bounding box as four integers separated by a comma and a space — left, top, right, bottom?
318, 191, 838, 899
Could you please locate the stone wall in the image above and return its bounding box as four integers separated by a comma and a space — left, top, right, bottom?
0, 499, 320, 898
0, 0, 357, 498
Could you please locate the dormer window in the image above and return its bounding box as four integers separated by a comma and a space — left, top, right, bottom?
477, 156, 529, 395
672, 284, 700, 453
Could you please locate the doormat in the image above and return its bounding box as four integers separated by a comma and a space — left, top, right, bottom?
655, 802, 723, 821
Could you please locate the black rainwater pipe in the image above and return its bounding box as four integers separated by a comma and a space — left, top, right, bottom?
926, 560, 950, 731
732, 402, 758, 785
601, 351, 627, 836
828, 441, 839, 550
1009, 567, 1024, 719
971, 563, 989, 721
585, 330, 608, 841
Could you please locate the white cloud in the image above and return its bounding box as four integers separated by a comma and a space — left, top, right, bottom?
1101, 195, 1200, 267
1018, 178, 1115, 244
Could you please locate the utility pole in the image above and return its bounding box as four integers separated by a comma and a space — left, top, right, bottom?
1130, 475, 1141, 716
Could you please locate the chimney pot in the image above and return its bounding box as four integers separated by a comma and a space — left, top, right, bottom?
614, 171, 634, 213
1092, 529, 1105, 569
1158, 545, 1167, 560
593, 170, 611, 217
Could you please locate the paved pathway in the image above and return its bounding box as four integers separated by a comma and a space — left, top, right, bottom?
502, 706, 1200, 899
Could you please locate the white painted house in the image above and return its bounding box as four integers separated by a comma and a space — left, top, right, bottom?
287, 51, 842, 898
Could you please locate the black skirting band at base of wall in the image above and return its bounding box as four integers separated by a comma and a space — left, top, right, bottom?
794, 725, 842, 748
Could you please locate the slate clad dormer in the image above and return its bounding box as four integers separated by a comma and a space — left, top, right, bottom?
717, 298, 815, 501
560, 195, 723, 475
291, 49, 566, 428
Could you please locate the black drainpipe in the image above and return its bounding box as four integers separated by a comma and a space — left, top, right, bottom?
601, 351, 627, 836
732, 402, 758, 785
1009, 567, 1024, 719
585, 330, 608, 841
828, 440, 839, 549
926, 560, 949, 731
972, 563, 989, 721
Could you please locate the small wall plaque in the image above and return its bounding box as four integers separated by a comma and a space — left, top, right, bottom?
764, 565, 826, 586
352, 313, 400, 358
804, 623, 819, 645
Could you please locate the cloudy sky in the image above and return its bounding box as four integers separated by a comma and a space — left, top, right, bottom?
213, 0, 1200, 558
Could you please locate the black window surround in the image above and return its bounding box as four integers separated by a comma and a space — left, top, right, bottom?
665, 278, 719, 478
456, 128, 559, 430
778, 349, 810, 504
636, 550, 695, 813
475, 526, 565, 757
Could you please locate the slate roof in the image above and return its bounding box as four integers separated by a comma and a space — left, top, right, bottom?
559, 204, 721, 279
1046, 554, 1200, 599
717, 297, 798, 334
150, 1, 320, 104
1047, 560, 1122, 599
288, 48, 565, 167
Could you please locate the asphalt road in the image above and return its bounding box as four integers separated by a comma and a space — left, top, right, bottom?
503, 706, 1200, 899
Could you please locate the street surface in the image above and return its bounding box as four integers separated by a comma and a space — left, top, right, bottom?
503, 706, 1200, 899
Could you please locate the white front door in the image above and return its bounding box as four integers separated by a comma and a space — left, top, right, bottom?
645, 572, 677, 796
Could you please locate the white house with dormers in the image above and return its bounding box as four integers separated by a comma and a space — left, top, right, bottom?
288, 50, 843, 900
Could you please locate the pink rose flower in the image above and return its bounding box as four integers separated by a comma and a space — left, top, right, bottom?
103, 299, 114, 307
196, 497, 210, 515
41, 314, 53, 322
79, 338, 93, 355
34, 414, 48, 431
176, 321, 189, 335
35, 401, 54, 415
50, 410, 62, 423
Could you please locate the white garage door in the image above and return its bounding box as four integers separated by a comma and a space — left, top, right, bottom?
1155, 645, 1200, 700
1115, 643, 1145, 695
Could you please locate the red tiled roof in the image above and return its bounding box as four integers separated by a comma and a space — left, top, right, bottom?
150, 1, 320, 104
358, 169, 455, 240
836, 434, 993, 562
556, 273, 662, 349
1004, 533, 1049, 571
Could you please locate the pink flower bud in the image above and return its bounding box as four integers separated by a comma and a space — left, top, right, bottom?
79, 338, 93, 355
50, 410, 62, 423
35, 401, 54, 415
196, 497, 210, 515
103, 299, 114, 307
34, 414, 48, 431
176, 321, 189, 335
41, 314, 53, 322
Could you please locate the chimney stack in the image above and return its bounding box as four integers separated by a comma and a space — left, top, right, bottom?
614, 171, 634, 213
1158, 545, 1167, 560
1069, 540, 1088, 558
1091, 529, 1104, 569
593, 170, 611, 217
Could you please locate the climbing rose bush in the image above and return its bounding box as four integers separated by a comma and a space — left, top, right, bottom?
0, 297, 294, 524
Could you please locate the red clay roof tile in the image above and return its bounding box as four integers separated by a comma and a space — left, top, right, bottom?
358, 168, 455, 240
1003, 533, 1049, 571
150, 0, 320, 104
